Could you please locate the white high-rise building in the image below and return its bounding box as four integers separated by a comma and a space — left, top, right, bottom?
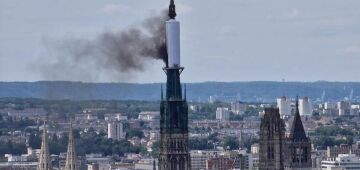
230, 101, 248, 115
299, 97, 313, 116
277, 96, 291, 116
251, 143, 259, 154
322, 102, 337, 115
107, 122, 125, 140
337, 101, 352, 116
324, 102, 335, 109
216, 107, 230, 121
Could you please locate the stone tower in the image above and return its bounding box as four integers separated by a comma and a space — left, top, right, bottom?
38, 122, 52, 170
158, 1, 190, 169
64, 122, 78, 170
259, 108, 285, 170
284, 98, 312, 169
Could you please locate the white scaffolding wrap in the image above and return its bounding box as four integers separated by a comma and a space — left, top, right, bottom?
166, 19, 180, 67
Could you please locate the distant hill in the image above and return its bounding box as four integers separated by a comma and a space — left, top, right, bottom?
0, 81, 359, 102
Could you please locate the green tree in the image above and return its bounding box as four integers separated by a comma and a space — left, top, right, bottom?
189, 138, 213, 150
222, 137, 239, 150
28, 132, 41, 149
1, 141, 27, 155
229, 112, 243, 121
126, 129, 144, 138
313, 136, 336, 149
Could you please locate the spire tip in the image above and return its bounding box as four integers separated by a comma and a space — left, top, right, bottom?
168, 0, 176, 19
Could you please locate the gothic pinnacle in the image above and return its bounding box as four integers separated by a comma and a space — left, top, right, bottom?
38, 121, 52, 170
65, 121, 78, 170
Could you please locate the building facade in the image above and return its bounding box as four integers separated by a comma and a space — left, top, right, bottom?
231, 101, 248, 115
321, 154, 360, 170
138, 112, 160, 121
190, 150, 253, 170
327, 143, 360, 159
299, 97, 313, 116
206, 156, 233, 170
215, 107, 230, 121
190, 150, 217, 170
337, 101, 352, 116
107, 122, 125, 140
277, 97, 292, 117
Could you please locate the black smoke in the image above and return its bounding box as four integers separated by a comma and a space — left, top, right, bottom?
97, 10, 169, 70
37, 10, 168, 81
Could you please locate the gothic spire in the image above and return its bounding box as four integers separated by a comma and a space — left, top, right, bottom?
65, 122, 78, 170
289, 96, 308, 141
38, 121, 52, 170
168, 0, 176, 19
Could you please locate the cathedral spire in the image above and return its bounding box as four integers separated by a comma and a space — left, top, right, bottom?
38, 121, 52, 170
168, 0, 176, 19
65, 121, 78, 170
289, 96, 307, 141
284, 97, 312, 168
159, 1, 190, 169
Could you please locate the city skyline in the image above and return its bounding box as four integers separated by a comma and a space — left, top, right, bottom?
1, 1, 360, 169
1, 0, 360, 83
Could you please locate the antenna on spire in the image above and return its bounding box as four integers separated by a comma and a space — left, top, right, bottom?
168, 0, 176, 19
295, 96, 299, 114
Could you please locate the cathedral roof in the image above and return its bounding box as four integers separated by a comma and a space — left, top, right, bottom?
289, 97, 308, 142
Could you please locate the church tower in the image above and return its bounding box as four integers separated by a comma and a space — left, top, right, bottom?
158, 0, 191, 169
259, 108, 285, 170
64, 122, 78, 170
284, 97, 312, 169
38, 122, 52, 170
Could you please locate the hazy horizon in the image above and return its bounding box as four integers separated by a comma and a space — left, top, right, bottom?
2, 80, 360, 84
1, 0, 360, 83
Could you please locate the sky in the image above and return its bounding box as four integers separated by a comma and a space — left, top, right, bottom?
0, 0, 360, 83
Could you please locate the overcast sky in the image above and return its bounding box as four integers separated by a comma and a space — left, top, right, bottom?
1, 0, 360, 83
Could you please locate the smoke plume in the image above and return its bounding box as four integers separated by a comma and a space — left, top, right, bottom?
37, 10, 168, 81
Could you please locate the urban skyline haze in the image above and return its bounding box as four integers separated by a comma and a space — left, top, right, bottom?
1, 0, 360, 83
